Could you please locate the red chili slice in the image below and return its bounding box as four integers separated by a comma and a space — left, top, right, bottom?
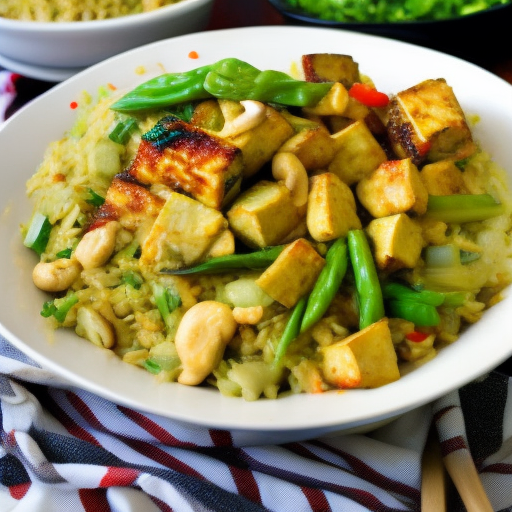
348, 83, 390, 108
406, 331, 430, 343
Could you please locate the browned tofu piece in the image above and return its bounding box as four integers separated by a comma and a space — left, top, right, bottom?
255, 238, 325, 308
302, 83, 349, 117
420, 160, 468, 195
386, 78, 477, 166
127, 116, 244, 210
320, 318, 400, 389
191, 99, 224, 132
88, 174, 164, 232
221, 102, 295, 178
302, 53, 360, 89
366, 213, 424, 271
227, 180, 304, 248
356, 158, 429, 218
329, 120, 388, 185
307, 172, 362, 242
278, 124, 336, 170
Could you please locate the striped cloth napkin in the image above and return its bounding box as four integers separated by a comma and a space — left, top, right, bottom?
1, 71, 511, 512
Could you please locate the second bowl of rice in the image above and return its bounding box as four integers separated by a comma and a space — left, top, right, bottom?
0, 0, 214, 71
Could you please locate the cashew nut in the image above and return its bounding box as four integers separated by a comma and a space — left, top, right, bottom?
75, 306, 116, 349
175, 301, 237, 386
74, 221, 120, 270
232, 306, 264, 325
32, 258, 81, 292
272, 152, 309, 207
218, 100, 267, 138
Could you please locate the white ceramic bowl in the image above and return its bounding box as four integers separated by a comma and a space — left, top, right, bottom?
0, 0, 213, 70
1, 26, 512, 446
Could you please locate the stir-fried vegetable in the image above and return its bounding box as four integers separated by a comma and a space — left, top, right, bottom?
24, 212, 52, 256
274, 295, 308, 365
111, 58, 333, 113
283, 0, 510, 23
426, 193, 504, 223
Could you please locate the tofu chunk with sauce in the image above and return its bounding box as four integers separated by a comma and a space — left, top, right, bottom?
140, 191, 231, 271
356, 158, 429, 218
387, 78, 477, 166
255, 238, 325, 308
219, 100, 295, 178
328, 120, 388, 185
127, 116, 244, 210
366, 213, 424, 271
420, 160, 468, 195
227, 180, 304, 249
307, 172, 362, 242
321, 318, 400, 389
302, 53, 361, 89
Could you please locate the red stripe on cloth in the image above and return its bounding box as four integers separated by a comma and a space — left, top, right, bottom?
79, 488, 110, 512
302, 485, 331, 512
481, 462, 512, 475
433, 405, 457, 422
9, 482, 30, 500
99, 466, 139, 488
440, 435, 467, 456
229, 465, 262, 505
150, 495, 174, 512
66, 392, 106, 431
209, 429, 234, 447
43, 392, 101, 446
117, 406, 195, 448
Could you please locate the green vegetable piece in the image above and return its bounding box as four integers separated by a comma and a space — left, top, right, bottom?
426, 194, 505, 223
152, 283, 181, 330
143, 359, 162, 375
300, 238, 348, 333
41, 293, 79, 323
110, 65, 213, 112
347, 229, 385, 330
460, 250, 481, 264
161, 245, 286, 275
383, 282, 445, 307
56, 248, 72, 259
121, 271, 143, 290
386, 300, 440, 327
108, 117, 138, 145
85, 188, 105, 207
24, 213, 52, 256
274, 295, 308, 366
424, 244, 460, 268
442, 292, 469, 307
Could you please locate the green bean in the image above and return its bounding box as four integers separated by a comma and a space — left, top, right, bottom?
386, 300, 440, 327
111, 65, 213, 112
273, 295, 308, 366
300, 238, 348, 333
426, 194, 505, 223
382, 282, 445, 306
110, 58, 333, 113
160, 245, 286, 275
347, 229, 385, 330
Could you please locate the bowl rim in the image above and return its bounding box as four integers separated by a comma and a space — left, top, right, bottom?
267, 0, 512, 27
0, 0, 212, 31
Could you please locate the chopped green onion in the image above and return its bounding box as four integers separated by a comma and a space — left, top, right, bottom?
24, 213, 52, 256
152, 283, 181, 330
85, 188, 105, 207
143, 359, 162, 374
41, 293, 79, 323
56, 248, 72, 259
108, 117, 138, 145
121, 271, 143, 290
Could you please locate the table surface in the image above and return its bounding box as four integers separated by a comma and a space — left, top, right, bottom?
2, 0, 512, 376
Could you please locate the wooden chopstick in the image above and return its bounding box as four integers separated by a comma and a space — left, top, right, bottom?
421, 427, 448, 512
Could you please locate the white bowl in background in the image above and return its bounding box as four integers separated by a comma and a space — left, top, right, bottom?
0, 0, 214, 70
1, 26, 512, 446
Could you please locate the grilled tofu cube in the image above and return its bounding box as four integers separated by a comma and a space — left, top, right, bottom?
328, 120, 388, 185
387, 78, 477, 165
356, 159, 429, 218
88, 175, 165, 233
140, 191, 230, 271
278, 124, 336, 171
255, 238, 325, 308
302, 83, 349, 117
227, 180, 304, 248
219, 100, 295, 178
321, 318, 400, 389
127, 116, 244, 210
307, 172, 362, 242
302, 53, 360, 89
420, 160, 467, 195
366, 213, 424, 271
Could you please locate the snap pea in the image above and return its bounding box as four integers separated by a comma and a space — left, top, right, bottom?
347, 229, 385, 330
160, 245, 286, 275
273, 295, 308, 366
300, 238, 348, 333
111, 58, 333, 113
